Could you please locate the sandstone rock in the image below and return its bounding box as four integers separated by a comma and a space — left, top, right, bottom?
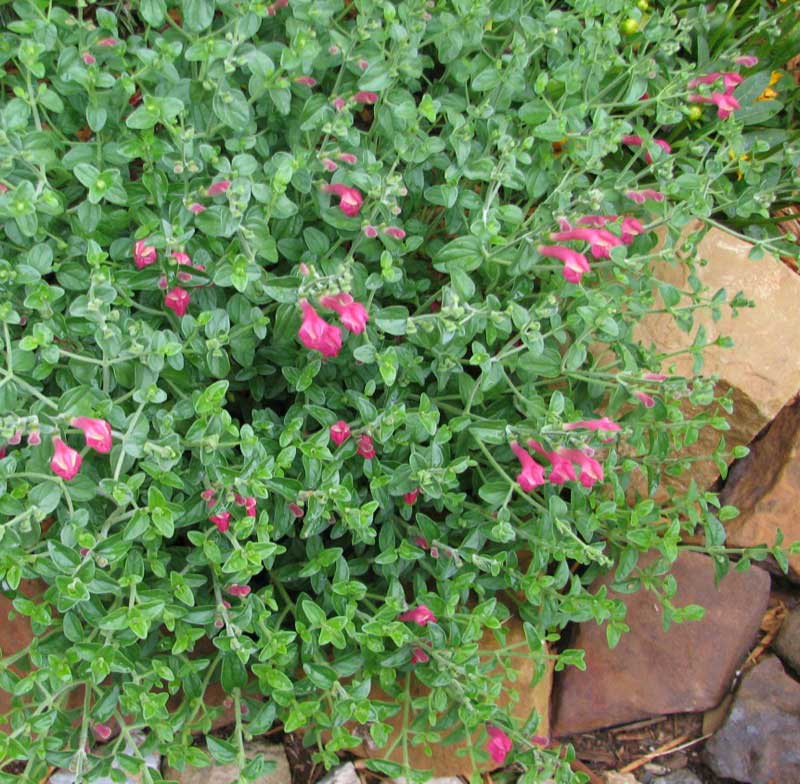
553, 551, 769, 736
163, 740, 291, 784
773, 605, 800, 672
633, 225, 800, 495
354, 615, 552, 777
319, 763, 360, 784
719, 400, 800, 581
704, 655, 800, 783
604, 773, 640, 784
650, 772, 702, 784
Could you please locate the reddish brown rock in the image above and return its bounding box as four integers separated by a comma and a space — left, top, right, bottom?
719, 400, 800, 581
552, 552, 769, 736
634, 225, 800, 495
704, 656, 800, 784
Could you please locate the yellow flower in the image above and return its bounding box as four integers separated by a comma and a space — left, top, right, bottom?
757, 72, 782, 101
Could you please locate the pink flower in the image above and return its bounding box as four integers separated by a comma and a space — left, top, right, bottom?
353, 91, 378, 104
227, 584, 251, 597
330, 420, 352, 446
688, 72, 742, 92
363, 225, 378, 238
403, 489, 420, 505
0, 184, 7, 194
98, 37, 118, 47
485, 726, 512, 765
510, 442, 545, 492
413, 536, 429, 550
332, 97, 347, 112
691, 91, 741, 119
546, 450, 578, 485
322, 158, 338, 172
625, 189, 664, 204
207, 180, 231, 196
177, 271, 192, 283
537, 245, 591, 284
324, 183, 363, 217
398, 605, 436, 626
356, 433, 376, 459
233, 493, 257, 517
622, 135, 671, 163
71, 417, 113, 453
577, 215, 616, 228
319, 293, 369, 334
165, 287, 190, 317
188, 202, 206, 214
81, 52, 96, 65
295, 76, 317, 86
133, 239, 157, 270
157, 276, 168, 290
172, 251, 191, 266
634, 391, 656, 408
298, 300, 343, 358
384, 226, 406, 240
210, 511, 231, 532
564, 417, 620, 433
358, 59, 369, 71
28, 431, 41, 446
201, 488, 217, 507
50, 438, 82, 481
0, 446, 6, 459
329, 45, 340, 55
644, 372, 667, 381
92, 723, 114, 742
621, 217, 645, 243
338, 153, 358, 164
562, 449, 604, 488
550, 227, 624, 259
735, 55, 759, 67
8, 431, 21, 445
411, 646, 429, 664
266, 0, 288, 14
289, 503, 305, 518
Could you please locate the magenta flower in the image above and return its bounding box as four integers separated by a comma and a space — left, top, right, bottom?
165, 287, 190, 317
332, 97, 347, 112
210, 511, 231, 532
338, 153, 358, 164
621, 217, 645, 243
50, 438, 82, 481
383, 226, 406, 240
207, 180, 231, 196
563, 417, 620, 433
289, 503, 305, 518
71, 417, 113, 453
537, 245, 591, 284
201, 488, 217, 507
688, 72, 742, 92
319, 293, 369, 334
550, 227, 624, 259
172, 251, 191, 266
644, 372, 667, 381
177, 271, 192, 283
356, 433, 376, 459
133, 239, 157, 270
81, 52, 96, 65
410, 646, 429, 664
735, 55, 759, 67
157, 276, 168, 290
322, 158, 338, 172
353, 91, 379, 104
625, 189, 665, 204
577, 214, 616, 228
622, 135, 671, 163
188, 202, 206, 214
510, 442, 545, 492
28, 431, 41, 446
358, 59, 369, 71
562, 449, 604, 488
324, 183, 363, 217
403, 488, 420, 505
8, 431, 21, 445
414, 536, 429, 550
330, 420, 352, 446
227, 584, 251, 597
398, 605, 436, 626
547, 450, 578, 485
295, 76, 317, 87
97, 37, 118, 47
0, 446, 6, 460
363, 225, 378, 238
634, 390, 656, 408
298, 300, 343, 358
92, 723, 114, 742
691, 91, 741, 119
485, 726, 512, 765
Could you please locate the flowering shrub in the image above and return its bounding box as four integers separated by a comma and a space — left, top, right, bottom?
0, 1, 799, 782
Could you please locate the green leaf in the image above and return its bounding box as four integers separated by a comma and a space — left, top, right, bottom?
139, 0, 167, 25
206, 736, 238, 765
195, 380, 229, 415
182, 0, 215, 32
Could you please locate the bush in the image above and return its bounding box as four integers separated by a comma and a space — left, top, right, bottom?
0, 0, 798, 782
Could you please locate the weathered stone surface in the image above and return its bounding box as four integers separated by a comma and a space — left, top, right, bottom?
320, 763, 360, 784
773, 605, 800, 672
163, 740, 291, 784
650, 772, 702, 784
354, 615, 552, 777
604, 773, 640, 784
553, 551, 769, 736
719, 400, 800, 581
633, 225, 800, 495
704, 655, 800, 783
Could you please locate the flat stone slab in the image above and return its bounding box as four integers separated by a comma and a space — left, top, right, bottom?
162, 740, 290, 784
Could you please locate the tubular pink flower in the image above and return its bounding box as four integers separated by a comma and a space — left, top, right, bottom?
398, 605, 437, 626
358, 59, 369, 71
8, 431, 21, 445
634, 390, 656, 408
547, 450, 578, 485
289, 503, 305, 518
165, 287, 190, 317
71, 417, 113, 453
413, 536, 429, 550
330, 420, 352, 446
0, 446, 6, 460
324, 183, 363, 217
403, 488, 420, 505
188, 202, 206, 214
172, 251, 191, 266
625, 189, 665, 204
98, 37, 118, 47
621, 217, 645, 243
81, 52, 96, 65
537, 245, 591, 284
644, 372, 667, 381
319, 293, 369, 334
201, 488, 217, 507
550, 227, 624, 259
295, 76, 317, 87
688, 72, 724, 89
227, 584, 251, 597
28, 431, 41, 446
298, 300, 342, 358
50, 438, 82, 481
177, 271, 192, 283
623, 135, 671, 163
411, 646, 429, 664
578, 215, 617, 228
712, 92, 741, 119
564, 417, 620, 433
332, 97, 346, 112
322, 158, 338, 172
210, 511, 231, 532
510, 442, 545, 492
384, 226, 407, 240
735, 55, 758, 67
353, 91, 378, 104
363, 225, 378, 238
561, 449, 605, 488
157, 276, 168, 290
356, 433, 376, 459
486, 726, 512, 766
338, 153, 358, 164
207, 180, 231, 196
133, 239, 157, 270
92, 723, 113, 742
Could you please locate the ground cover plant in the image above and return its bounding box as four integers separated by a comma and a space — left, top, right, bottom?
0, 0, 799, 782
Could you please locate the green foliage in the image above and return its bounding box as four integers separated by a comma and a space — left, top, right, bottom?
0, 0, 798, 782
